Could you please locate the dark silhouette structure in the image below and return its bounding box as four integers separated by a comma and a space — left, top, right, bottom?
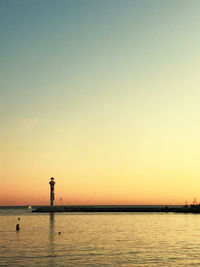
49, 177, 55, 210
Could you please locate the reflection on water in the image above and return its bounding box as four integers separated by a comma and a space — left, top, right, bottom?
49, 212, 55, 267
49, 212, 55, 242
1, 210, 200, 266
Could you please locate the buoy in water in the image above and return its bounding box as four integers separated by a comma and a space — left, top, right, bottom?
16, 224, 20, 231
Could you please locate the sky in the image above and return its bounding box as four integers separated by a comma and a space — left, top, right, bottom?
1, 0, 200, 205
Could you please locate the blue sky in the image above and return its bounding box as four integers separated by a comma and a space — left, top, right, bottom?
1, 1, 200, 205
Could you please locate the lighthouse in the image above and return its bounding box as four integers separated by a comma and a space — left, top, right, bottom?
49, 177, 55, 210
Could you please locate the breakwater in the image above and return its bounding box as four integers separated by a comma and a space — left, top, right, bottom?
32, 205, 200, 213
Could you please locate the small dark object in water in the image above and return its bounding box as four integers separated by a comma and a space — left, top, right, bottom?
59, 232, 61, 235
18, 217, 20, 221
16, 224, 20, 231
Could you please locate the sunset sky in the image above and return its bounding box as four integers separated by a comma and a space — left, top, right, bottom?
1, 1, 200, 205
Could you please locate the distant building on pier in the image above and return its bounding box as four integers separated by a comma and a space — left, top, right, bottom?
49, 177, 55, 210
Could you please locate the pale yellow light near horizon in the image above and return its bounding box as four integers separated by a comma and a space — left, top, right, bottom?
2, 77, 200, 205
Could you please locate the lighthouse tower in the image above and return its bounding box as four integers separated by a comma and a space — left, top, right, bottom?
49, 177, 55, 210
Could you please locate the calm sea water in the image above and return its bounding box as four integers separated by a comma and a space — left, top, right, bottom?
1, 207, 200, 266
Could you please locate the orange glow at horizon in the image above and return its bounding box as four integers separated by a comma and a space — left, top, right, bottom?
1, 171, 199, 206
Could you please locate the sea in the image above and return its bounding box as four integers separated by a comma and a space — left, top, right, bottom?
1, 206, 200, 266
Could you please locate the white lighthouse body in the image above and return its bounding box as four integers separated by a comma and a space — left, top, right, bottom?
49, 177, 55, 209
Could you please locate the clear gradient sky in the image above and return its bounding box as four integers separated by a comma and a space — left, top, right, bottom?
1, 0, 200, 205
